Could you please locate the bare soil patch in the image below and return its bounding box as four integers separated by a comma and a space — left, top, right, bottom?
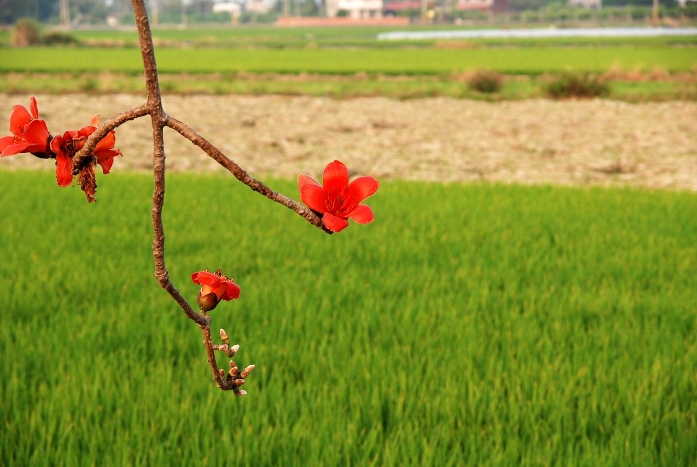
1, 94, 695, 190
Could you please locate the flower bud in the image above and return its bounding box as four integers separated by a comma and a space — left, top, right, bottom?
191, 270, 240, 312
241, 364, 255, 379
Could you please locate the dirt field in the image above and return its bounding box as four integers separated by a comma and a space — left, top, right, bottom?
1, 94, 696, 190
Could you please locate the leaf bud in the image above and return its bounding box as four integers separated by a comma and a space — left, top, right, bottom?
241, 364, 255, 379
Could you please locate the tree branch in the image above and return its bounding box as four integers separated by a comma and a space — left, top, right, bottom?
165, 115, 332, 233
47, 0, 332, 393
71, 104, 150, 168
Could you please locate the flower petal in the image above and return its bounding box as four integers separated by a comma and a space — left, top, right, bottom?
9, 105, 31, 135
191, 272, 202, 284
55, 154, 74, 187
322, 212, 350, 233
94, 130, 116, 153
300, 183, 327, 213
90, 115, 100, 127
97, 156, 115, 174
23, 119, 49, 146
0, 136, 14, 153
192, 271, 220, 286
2, 143, 35, 157
322, 160, 349, 193
1, 142, 39, 157
223, 281, 241, 300
30, 96, 39, 119
348, 176, 379, 203
78, 125, 96, 138
96, 148, 121, 159
297, 173, 319, 192
49, 134, 63, 156
348, 204, 375, 224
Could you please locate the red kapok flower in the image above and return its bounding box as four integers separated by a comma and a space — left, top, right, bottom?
49, 115, 122, 202
192, 269, 241, 312
0, 96, 50, 158
298, 160, 379, 233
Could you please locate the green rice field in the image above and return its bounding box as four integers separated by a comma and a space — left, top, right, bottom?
1, 45, 695, 75
2, 26, 696, 99
1, 171, 696, 464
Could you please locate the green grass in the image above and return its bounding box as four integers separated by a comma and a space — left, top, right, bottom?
1, 46, 695, 75
1, 170, 696, 464
3, 71, 694, 102
2, 28, 695, 100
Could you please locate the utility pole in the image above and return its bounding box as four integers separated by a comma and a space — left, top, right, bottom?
60, 0, 70, 28
652, 0, 659, 26
151, 0, 159, 26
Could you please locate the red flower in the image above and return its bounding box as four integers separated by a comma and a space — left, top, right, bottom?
298, 160, 379, 233
0, 96, 50, 158
49, 115, 122, 202
192, 269, 241, 312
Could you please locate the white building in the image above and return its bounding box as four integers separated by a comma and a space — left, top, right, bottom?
569, 0, 602, 9
456, 0, 495, 10
212, 0, 242, 15
246, 0, 273, 14
326, 0, 384, 18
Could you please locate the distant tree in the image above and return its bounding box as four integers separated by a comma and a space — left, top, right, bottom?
603, 0, 678, 7
70, 0, 108, 23
507, 0, 546, 12
508, 0, 678, 10
0, 0, 58, 24
300, 0, 319, 16
0, 0, 24, 24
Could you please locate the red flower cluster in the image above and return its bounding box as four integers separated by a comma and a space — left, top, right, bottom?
0, 97, 50, 158
298, 160, 379, 233
192, 270, 241, 312
1, 97, 122, 202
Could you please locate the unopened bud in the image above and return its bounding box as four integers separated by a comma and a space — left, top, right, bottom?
241, 364, 255, 379
229, 366, 239, 377
219, 368, 225, 378
230, 344, 240, 356
235, 379, 246, 386
220, 328, 229, 343
236, 390, 247, 396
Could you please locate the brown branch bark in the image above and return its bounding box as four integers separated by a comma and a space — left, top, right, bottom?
165, 115, 331, 233
72, 104, 150, 168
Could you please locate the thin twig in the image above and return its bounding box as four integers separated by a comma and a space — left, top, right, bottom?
72, 104, 150, 168
132, 0, 250, 391
165, 115, 331, 233
202, 325, 233, 390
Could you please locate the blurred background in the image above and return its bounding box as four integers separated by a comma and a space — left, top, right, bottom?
1, 1, 696, 465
